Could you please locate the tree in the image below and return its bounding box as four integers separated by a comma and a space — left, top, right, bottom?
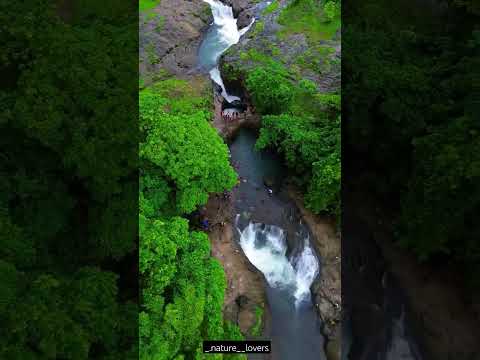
245, 65, 294, 115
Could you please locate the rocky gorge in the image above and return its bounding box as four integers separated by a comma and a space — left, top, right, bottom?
140, 0, 342, 359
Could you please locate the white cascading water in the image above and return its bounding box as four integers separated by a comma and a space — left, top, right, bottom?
209, 67, 240, 103
202, 0, 255, 103
237, 221, 320, 305
293, 239, 320, 301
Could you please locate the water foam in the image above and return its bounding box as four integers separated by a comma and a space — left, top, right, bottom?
238, 221, 319, 305
202, 0, 255, 102
210, 67, 240, 103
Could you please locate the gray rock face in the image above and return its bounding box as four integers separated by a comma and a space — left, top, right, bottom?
221, 0, 341, 94
139, 0, 212, 82
220, 0, 257, 28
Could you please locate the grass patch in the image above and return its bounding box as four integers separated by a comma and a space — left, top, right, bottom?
250, 306, 264, 337
145, 77, 212, 115
155, 15, 165, 32
242, 48, 275, 64
294, 45, 336, 75
139, 0, 160, 13
250, 20, 265, 37
145, 42, 159, 65
263, 0, 279, 15
278, 0, 340, 42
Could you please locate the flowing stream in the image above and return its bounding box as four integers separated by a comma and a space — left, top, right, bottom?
198, 2, 325, 359
230, 129, 326, 360
198, 0, 254, 103
237, 222, 319, 306
197, 2, 430, 360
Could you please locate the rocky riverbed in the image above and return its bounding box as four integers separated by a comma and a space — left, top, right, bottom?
142, 0, 342, 357
200, 192, 270, 335
288, 186, 341, 360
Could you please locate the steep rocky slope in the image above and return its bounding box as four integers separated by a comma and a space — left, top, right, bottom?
216, 1, 342, 358
220, 0, 340, 92
139, 0, 211, 83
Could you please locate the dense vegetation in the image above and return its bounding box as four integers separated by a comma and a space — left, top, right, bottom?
0, 0, 138, 358
251, 73, 341, 215
278, 0, 340, 41
228, 0, 341, 216
344, 0, 480, 285
139, 78, 244, 359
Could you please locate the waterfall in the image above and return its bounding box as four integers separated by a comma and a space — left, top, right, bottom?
200, 0, 255, 102
237, 221, 320, 305
209, 67, 240, 103
293, 238, 320, 301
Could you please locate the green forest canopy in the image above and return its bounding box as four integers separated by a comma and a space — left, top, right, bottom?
139, 78, 245, 360
0, 0, 138, 358
344, 0, 480, 285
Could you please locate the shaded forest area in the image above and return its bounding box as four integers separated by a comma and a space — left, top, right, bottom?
1, 1, 138, 358
344, 0, 480, 294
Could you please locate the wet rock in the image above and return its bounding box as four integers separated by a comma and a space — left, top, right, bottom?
238, 308, 256, 333
220, 0, 341, 94
263, 176, 275, 188
288, 186, 341, 359
204, 193, 268, 337
325, 334, 341, 360
237, 10, 254, 29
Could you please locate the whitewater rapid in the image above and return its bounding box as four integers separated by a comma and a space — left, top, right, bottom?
201, 0, 255, 102
237, 220, 319, 305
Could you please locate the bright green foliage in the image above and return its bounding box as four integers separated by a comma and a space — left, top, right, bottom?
323, 0, 340, 22
257, 111, 340, 214
306, 145, 341, 215
139, 77, 241, 359
251, 20, 265, 37
139, 216, 227, 359
140, 80, 237, 214
140, 0, 161, 13
250, 306, 264, 337
247, 62, 341, 215
278, 0, 341, 42
245, 64, 294, 115
263, 0, 279, 15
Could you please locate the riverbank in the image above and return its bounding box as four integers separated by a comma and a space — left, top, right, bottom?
288, 186, 341, 360
141, 0, 341, 356
201, 192, 270, 336
209, 1, 342, 357
212, 92, 261, 140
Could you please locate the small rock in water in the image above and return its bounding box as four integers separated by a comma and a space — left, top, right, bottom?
263, 176, 274, 188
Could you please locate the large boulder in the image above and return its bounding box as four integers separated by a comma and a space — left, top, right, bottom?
221, 0, 256, 28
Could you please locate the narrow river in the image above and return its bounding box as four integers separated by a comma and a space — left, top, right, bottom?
197, 1, 326, 359
230, 129, 326, 360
